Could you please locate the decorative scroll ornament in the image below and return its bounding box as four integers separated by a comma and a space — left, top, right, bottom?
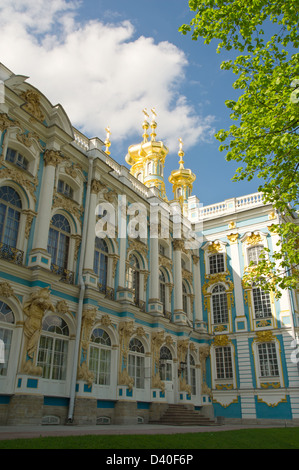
20, 90, 45, 122
0, 281, 14, 298
246, 232, 262, 246
254, 330, 275, 343
207, 241, 222, 254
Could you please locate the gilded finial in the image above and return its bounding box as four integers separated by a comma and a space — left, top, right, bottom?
150, 108, 157, 142
105, 126, 111, 155
142, 109, 149, 143
178, 137, 185, 169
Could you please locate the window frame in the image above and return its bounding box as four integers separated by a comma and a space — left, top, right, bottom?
37, 315, 70, 381
88, 328, 112, 386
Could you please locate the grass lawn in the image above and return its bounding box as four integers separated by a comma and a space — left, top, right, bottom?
0, 427, 299, 449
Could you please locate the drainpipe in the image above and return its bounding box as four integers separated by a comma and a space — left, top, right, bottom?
67, 154, 94, 423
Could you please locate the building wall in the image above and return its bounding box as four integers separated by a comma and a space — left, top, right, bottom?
0, 63, 298, 425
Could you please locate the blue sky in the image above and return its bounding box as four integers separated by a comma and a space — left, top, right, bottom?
0, 0, 261, 205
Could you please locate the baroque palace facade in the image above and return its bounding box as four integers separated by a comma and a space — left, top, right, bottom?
0, 62, 298, 426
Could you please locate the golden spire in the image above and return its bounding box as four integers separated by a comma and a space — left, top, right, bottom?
168, 137, 196, 209
104, 126, 111, 155
178, 137, 185, 169
150, 108, 157, 142
142, 108, 149, 143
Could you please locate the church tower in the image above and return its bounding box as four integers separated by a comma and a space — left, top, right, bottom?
168, 138, 196, 215
125, 109, 169, 200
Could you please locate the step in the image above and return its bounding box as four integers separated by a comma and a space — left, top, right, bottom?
149, 404, 216, 426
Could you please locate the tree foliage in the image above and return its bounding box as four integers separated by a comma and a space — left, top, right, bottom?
180, 0, 299, 296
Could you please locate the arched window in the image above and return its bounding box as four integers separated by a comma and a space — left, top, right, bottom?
47, 214, 71, 270
212, 284, 228, 324
209, 253, 225, 274
159, 269, 166, 314
37, 315, 69, 380
182, 282, 188, 314
252, 284, 272, 319
0, 301, 15, 376
94, 238, 108, 292
248, 246, 264, 265
126, 254, 140, 303
89, 328, 111, 385
159, 346, 172, 381
0, 186, 22, 248
128, 338, 145, 389
6, 147, 29, 171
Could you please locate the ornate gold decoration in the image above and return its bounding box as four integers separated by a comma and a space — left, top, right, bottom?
268, 211, 276, 220
216, 384, 234, 390
100, 314, 112, 327
254, 330, 275, 343
64, 163, 83, 179
56, 300, 71, 316
227, 233, 239, 244
207, 241, 222, 253
16, 131, 40, 148
0, 281, 14, 298
159, 254, 172, 271
192, 254, 199, 265
118, 320, 135, 390
127, 237, 148, 259
202, 272, 234, 296
0, 114, 20, 132
260, 382, 281, 389
173, 239, 185, 251
228, 221, 236, 229
80, 307, 97, 354
246, 232, 262, 246
22, 287, 55, 375
0, 166, 38, 202
23, 209, 37, 239
20, 90, 45, 122
91, 179, 106, 194
198, 344, 212, 398
77, 307, 97, 387
213, 334, 231, 347
104, 127, 111, 155
43, 149, 64, 167
71, 234, 82, 261
52, 191, 83, 221
151, 331, 165, 392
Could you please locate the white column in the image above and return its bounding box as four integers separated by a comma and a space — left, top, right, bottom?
83, 183, 98, 272
192, 253, 203, 322
29, 149, 63, 268
149, 236, 159, 301
173, 240, 184, 322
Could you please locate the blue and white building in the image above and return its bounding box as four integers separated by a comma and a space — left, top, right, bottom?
0, 62, 298, 425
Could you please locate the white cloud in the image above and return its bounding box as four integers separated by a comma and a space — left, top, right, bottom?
0, 0, 214, 156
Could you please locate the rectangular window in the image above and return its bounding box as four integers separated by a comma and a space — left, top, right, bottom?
209, 254, 225, 274
253, 287, 272, 318
215, 346, 233, 379
258, 342, 279, 377
128, 354, 144, 389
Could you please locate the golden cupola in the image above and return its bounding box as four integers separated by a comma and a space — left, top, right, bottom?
125, 108, 169, 200
168, 138, 196, 212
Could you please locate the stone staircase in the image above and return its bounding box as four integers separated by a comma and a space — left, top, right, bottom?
150, 404, 216, 426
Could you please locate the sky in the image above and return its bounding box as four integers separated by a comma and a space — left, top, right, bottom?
0, 0, 261, 206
